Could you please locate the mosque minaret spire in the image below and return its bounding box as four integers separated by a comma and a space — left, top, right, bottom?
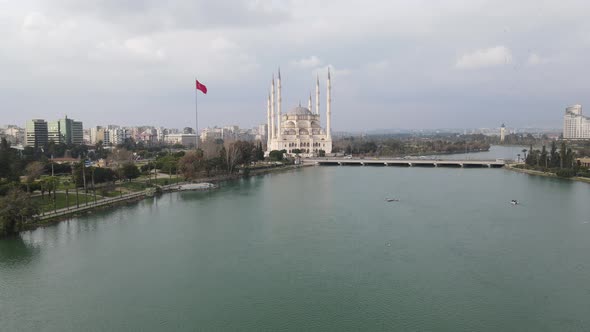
277, 68, 282, 141
271, 75, 275, 140
308, 93, 312, 112
267, 92, 271, 148
315, 75, 320, 116
326, 68, 332, 140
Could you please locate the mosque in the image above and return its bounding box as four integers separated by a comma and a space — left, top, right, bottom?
266, 69, 332, 156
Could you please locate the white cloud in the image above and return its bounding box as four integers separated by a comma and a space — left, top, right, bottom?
2, 1, 590, 129
455, 46, 513, 69
312, 64, 351, 79
90, 37, 165, 63
290, 56, 322, 69
364, 60, 390, 73
526, 53, 549, 66
22, 12, 48, 30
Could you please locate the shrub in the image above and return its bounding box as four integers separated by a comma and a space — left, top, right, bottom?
556, 169, 576, 178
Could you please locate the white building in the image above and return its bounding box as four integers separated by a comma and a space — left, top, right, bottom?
266, 69, 333, 156
563, 104, 590, 139
200, 127, 225, 141
164, 133, 197, 146
2, 125, 25, 145
107, 128, 129, 145
500, 123, 506, 143
256, 124, 268, 143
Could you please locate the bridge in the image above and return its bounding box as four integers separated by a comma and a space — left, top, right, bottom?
302, 157, 507, 168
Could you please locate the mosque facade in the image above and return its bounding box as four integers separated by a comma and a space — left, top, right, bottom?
266, 69, 332, 156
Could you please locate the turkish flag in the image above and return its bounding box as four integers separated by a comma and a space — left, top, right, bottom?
196, 80, 207, 94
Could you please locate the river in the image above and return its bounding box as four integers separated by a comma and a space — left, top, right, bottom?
1, 149, 590, 331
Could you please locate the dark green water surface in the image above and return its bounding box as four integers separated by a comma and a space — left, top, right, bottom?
1, 166, 590, 331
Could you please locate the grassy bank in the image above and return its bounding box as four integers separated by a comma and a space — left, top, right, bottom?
505, 164, 590, 184
20, 164, 308, 233
31, 193, 96, 212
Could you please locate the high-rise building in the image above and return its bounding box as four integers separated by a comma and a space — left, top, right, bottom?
72, 121, 83, 144
563, 104, 590, 140
500, 123, 506, 143
90, 126, 104, 144
107, 128, 128, 145
48, 121, 62, 143
25, 119, 48, 148
45, 116, 84, 144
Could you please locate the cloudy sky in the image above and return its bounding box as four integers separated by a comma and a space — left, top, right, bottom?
1, 0, 589, 131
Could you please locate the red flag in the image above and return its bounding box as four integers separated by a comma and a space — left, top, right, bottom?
196, 80, 207, 94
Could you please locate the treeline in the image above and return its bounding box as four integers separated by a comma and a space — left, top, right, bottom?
0, 137, 272, 237
333, 134, 490, 157
499, 133, 546, 146
177, 140, 265, 179
521, 141, 588, 178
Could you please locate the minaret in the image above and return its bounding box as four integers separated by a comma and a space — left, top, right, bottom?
326, 68, 332, 140
267, 93, 271, 149
308, 93, 312, 112
277, 68, 282, 141
315, 75, 320, 116
271, 75, 275, 141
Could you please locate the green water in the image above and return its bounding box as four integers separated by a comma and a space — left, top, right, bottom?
1, 167, 590, 331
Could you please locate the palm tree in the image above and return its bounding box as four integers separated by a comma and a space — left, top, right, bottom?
63, 179, 71, 210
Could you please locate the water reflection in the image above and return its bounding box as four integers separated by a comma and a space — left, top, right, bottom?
178, 175, 267, 201
0, 235, 39, 267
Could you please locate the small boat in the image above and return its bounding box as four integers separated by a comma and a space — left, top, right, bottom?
510, 200, 518, 205
385, 198, 399, 202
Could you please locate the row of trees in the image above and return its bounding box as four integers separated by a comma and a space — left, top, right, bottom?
178, 141, 266, 180
0, 137, 276, 236
333, 134, 491, 157
522, 141, 587, 177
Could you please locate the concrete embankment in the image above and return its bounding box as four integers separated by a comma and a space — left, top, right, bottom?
27, 191, 147, 229
26, 164, 308, 230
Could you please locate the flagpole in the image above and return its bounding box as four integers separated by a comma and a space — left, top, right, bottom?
195, 77, 199, 150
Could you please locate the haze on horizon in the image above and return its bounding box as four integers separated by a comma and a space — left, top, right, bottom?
1, 1, 588, 131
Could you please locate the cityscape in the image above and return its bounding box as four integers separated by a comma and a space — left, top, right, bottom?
1, 103, 581, 151
2, 1, 590, 332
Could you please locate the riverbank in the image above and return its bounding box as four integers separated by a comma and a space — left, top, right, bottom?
19, 164, 310, 233
505, 163, 590, 184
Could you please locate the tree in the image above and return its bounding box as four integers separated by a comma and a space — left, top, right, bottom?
119, 162, 140, 181
223, 142, 243, 174
255, 141, 265, 161
560, 142, 567, 169
24, 161, 45, 192
269, 150, 284, 162
178, 150, 204, 180
230, 141, 255, 165
550, 141, 559, 168
0, 137, 20, 182
92, 167, 117, 184
108, 148, 133, 167
540, 145, 548, 168
0, 188, 39, 237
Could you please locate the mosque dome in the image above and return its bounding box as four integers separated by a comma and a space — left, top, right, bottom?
288, 106, 312, 115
